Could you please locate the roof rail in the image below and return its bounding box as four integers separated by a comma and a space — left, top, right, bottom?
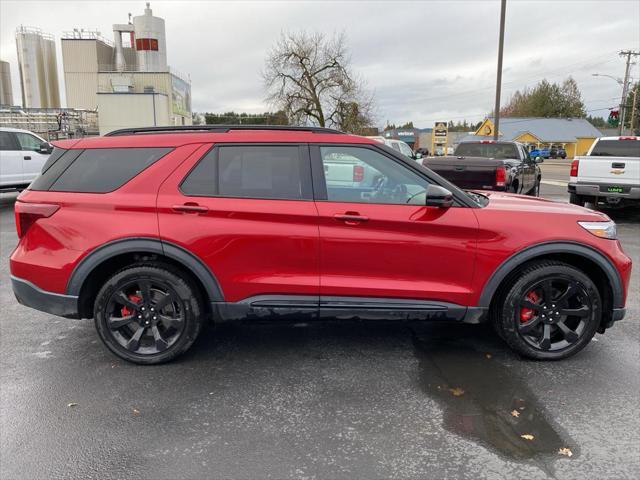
104, 125, 345, 136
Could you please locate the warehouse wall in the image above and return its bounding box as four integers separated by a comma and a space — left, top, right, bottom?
97, 92, 169, 135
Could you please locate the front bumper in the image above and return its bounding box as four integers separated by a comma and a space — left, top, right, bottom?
11, 276, 79, 319
568, 182, 640, 200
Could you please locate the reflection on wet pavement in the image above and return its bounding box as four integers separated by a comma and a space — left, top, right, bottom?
412, 326, 577, 463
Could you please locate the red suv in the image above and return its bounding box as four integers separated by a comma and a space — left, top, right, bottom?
10, 126, 632, 364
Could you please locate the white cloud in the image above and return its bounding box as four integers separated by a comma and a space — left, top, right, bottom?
1, 0, 638, 128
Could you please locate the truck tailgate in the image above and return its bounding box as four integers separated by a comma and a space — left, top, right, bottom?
422, 156, 500, 190
577, 156, 640, 186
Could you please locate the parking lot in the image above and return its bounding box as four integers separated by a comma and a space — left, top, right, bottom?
1, 163, 638, 480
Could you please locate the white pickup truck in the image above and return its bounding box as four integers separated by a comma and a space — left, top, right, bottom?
568, 136, 640, 207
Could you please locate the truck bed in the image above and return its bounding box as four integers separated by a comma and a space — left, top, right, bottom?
422, 156, 502, 191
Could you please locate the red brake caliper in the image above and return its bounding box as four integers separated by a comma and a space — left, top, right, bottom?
121, 294, 141, 317
520, 290, 539, 323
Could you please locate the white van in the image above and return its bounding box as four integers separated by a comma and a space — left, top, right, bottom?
0, 127, 52, 189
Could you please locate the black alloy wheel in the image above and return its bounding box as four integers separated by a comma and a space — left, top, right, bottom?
496, 260, 601, 360
94, 265, 204, 364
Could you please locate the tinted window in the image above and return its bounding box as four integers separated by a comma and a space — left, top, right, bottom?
0, 132, 18, 151
182, 146, 306, 200
590, 140, 640, 157
45, 148, 171, 193
15, 132, 42, 152
180, 149, 217, 195
455, 142, 519, 159
320, 146, 429, 205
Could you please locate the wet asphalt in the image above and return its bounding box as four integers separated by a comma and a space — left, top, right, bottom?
1, 163, 638, 479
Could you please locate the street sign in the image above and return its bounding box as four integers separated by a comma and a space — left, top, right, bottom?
432, 122, 448, 151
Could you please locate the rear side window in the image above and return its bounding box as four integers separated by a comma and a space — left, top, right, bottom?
590, 140, 640, 157
181, 145, 310, 200
0, 131, 18, 150
31, 147, 171, 193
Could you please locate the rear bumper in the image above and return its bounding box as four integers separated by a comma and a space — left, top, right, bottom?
11, 276, 80, 319
568, 182, 640, 200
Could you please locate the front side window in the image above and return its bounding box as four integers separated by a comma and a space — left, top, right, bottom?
181, 145, 306, 200
320, 146, 429, 205
15, 132, 42, 152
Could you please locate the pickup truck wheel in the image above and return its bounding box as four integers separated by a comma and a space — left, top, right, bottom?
497, 261, 601, 360
94, 265, 204, 364
569, 193, 585, 206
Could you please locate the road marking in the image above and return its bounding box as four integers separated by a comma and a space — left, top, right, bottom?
541, 180, 568, 187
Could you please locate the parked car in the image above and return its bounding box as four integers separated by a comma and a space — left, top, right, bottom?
11, 125, 631, 364
550, 145, 567, 159
569, 136, 640, 207
368, 136, 419, 160
0, 127, 53, 189
529, 147, 551, 160
422, 140, 542, 195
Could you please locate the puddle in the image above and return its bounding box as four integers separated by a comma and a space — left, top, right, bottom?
411, 327, 577, 464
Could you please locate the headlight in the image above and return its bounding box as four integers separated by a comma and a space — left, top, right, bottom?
578, 220, 617, 239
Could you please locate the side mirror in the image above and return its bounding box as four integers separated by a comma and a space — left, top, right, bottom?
425, 184, 454, 208
39, 142, 53, 154
534, 156, 544, 163
414, 152, 423, 159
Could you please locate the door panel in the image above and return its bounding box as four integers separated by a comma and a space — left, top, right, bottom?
0, 132, 24, 185
313, 144, 479, 306
157, 143, 320, 303
316, 202, 479, 304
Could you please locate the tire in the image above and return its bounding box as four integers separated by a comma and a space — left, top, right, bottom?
569, 192, 585, 206
511, 181, 519, 194
94, 264, 205, 364
494, 260, 601, 360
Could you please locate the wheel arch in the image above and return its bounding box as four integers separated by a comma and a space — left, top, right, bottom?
479, 242, 623, 311
67, 238, 223, 318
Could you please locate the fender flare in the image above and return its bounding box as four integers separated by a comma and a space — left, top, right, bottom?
66, 237, 223, 301
478, 241, 624, 308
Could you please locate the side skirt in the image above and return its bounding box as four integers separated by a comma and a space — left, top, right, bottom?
212, 295, 487, 324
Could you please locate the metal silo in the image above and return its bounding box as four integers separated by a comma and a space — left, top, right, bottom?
0, 60, 14, 106
133, 3, 167, 72
15, 26, 61, 108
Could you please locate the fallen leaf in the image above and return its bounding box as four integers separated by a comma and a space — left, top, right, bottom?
448, 387, 465, 397
511, 410, 520, 418
67, 402, 78, 408
485, 353, 492, 359
133, 408, 140, 415
520, 434, 534, 441
558, 447, 573, 457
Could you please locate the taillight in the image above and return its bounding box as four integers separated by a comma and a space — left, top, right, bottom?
15, 202, 60, 238
570, 159, 579, 177
495, 166, 506, 187
353, 164, 364, 182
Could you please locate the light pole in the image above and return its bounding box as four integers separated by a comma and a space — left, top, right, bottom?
493, 0, 507, 141
592, 73, 631, 135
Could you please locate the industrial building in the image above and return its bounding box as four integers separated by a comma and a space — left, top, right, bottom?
15, 26, 61, 108
463, 117, 602, 158
0, 61, 13, 106
62, 2, 192, 135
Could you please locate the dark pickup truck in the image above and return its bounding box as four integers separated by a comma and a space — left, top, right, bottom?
421, 140, 542, 195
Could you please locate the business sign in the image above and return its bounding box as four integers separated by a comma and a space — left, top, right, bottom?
171, 75, 192, 117
433, 121, 448, 144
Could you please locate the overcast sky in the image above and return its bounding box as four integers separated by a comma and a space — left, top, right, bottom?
1, 0, 639, 127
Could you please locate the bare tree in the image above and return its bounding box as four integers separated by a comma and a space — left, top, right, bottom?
263, 31, 375, 133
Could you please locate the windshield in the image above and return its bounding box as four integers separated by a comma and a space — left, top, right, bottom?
590, 140, 640, 157
455, 142, 519, 159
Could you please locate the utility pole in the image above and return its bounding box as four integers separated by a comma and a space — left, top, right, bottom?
630, 86, 638, 134
618, 50, 639, 135
493, 0, 507, 141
